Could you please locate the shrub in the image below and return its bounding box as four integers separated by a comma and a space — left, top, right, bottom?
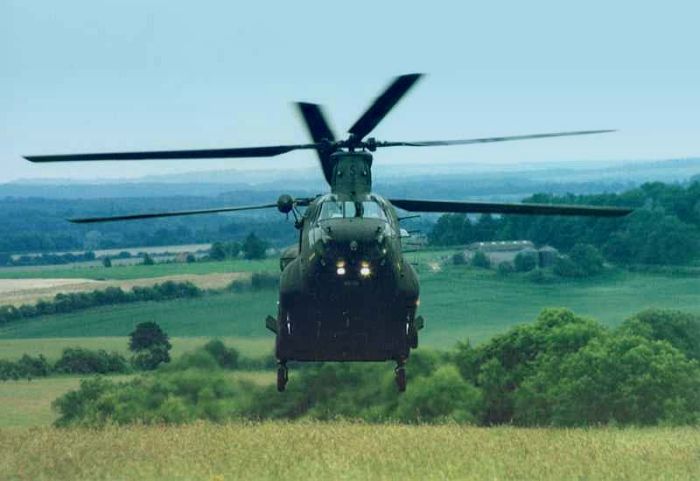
202, 340, 239, 369
497, 262, 514, 275
452, 252, 467, 265
514, 252, 537, 272
470, 251, 491, 269
54, 348, 129, 374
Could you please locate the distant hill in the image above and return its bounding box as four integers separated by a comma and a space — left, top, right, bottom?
2, 157, 699, 200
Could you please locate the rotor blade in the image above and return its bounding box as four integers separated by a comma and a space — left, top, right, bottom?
25, 144, 318, 162
348, 73, 423, 140
69, 203, 278, 224
296, 102, 337, 184
389, 199, 633, 217
379, 129, 616, 148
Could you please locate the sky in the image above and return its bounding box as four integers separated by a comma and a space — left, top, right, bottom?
1, 0, 699, 183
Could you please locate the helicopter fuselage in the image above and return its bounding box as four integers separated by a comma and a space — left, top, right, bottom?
273, 152, 421, 363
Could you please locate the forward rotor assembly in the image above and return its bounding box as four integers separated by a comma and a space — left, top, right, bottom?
26, 74, 615, 187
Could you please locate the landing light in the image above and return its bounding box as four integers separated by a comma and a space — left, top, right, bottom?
337, 266, 346, 276
360, 261, 371, 277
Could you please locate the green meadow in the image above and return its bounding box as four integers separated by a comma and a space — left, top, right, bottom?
2, 263, 699, 348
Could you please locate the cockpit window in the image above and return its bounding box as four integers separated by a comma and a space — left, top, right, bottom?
318, 201, 387, 221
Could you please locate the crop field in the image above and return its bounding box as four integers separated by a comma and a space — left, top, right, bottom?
1, 422, 698, 481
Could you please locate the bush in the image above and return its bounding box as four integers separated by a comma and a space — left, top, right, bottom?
514, 252, 537, 272
554, 244, 605, 278
497, 262, 514, 275
54, 348, 129, 374
452, 252, 467, 265
470, 251, 491, 269
202, 340, 239, 369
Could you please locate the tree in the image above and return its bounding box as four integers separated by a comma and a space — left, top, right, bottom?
129, 321, 171, 352
514, 252, 537, 272
102, 257, 112, 268
129, 322, 172, 370
142, 253, 155, 265
470, 251, 491, 269
242, 233, 267, 260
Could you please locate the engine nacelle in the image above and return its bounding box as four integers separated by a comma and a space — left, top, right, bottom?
277, 194, 294, 214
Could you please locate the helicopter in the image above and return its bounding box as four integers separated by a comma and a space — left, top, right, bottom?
25, 73, 633, 392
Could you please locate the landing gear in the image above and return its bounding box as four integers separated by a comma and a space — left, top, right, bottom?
277, 362, 288, 392
394, 360, 407, 392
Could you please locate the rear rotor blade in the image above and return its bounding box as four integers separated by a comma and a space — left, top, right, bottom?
348, 73, 423, 140
25, 144, 318, 162
69, 203, 278, 223
390, 199, 632, 217
296, 102, 337, 184
379, 129, 616, 148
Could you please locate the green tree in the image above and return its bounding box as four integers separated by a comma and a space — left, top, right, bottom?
142, 253, 155, 265
129, 321, 171, 370
621, 309, 700, 361
470, 251, 491, 269
242, 233, 267, 260
129, 321, 171, 352
514, 252, 537, 272
102, 257, 112, 268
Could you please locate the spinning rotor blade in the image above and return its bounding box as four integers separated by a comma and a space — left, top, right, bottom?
390, 199, 633, 217
296, 102, 337, 184
379, 129, 616, 148
25, 144, 318, 163
69, 203, 278, 224
348, 73, 423, 140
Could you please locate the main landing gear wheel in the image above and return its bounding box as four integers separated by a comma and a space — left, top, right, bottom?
277, 362, 288, 392
395, 363, 407, 392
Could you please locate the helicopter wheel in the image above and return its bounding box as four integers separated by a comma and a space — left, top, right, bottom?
277, 362, 288, 392
395, 364, 407, 392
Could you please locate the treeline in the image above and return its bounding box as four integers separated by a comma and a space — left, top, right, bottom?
0, 195, 297, 255
1, 251, 98, 267
430, 181, 700, 265
0, 349, 129, 381
53, 308, 700, 427
0, 281, 202, 326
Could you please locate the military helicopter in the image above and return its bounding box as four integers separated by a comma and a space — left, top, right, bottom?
26, 74, 633, 391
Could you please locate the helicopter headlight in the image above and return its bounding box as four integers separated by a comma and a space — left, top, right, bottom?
359, 261, 371, 277
336, 260, 346, 276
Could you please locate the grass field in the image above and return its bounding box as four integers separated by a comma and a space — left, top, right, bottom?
0, 257, 278, 280
1, 422, 697, 480
0, 336, 272, 361
2, 266, 699, 347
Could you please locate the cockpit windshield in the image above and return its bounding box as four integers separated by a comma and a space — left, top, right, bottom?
318, 200, 387, 221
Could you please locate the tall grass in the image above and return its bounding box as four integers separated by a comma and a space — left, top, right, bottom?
1, 422, 698, 481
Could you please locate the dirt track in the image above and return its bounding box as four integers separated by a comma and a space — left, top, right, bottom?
0, 272, 250, 306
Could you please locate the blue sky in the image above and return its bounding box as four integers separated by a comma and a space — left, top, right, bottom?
1, 0, 698, 182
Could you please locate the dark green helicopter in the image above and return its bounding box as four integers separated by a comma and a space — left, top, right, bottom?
25, 74, 632, 391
